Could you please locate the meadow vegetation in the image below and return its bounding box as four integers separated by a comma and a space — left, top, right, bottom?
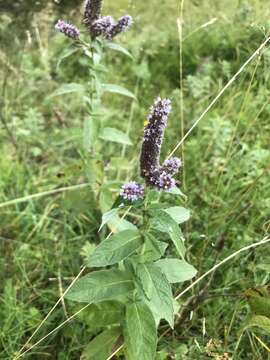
0, 0, 270, 359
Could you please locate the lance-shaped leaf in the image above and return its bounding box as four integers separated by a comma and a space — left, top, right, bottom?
164, 206, 190, 224
140, 234, 168, 262
48, 83, 84, 98
66, 269, 134, 303
139, 264, 174, 328
83, 327, 121, 360
104, 42, 133, 59
246, 288, 270, 318
99, 127, 133, 145
136, 263, 154, 299
240, 315, 270, 335
150, 211, 186, 259
155, 259, 197, 283
87, 230, 142, 267
98, 208, 119, 231
124, 302, 157, 360
102, 83, 136, 99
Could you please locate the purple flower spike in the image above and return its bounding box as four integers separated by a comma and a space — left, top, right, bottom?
140, 98, 181, 191
161, 157, 182, 175
109, 15, 133, 39
140, 97, 172, 180
90, 16, 115, 39
84, 0, 103, 27
55, 20, 80, 40
120, 182, 144, 202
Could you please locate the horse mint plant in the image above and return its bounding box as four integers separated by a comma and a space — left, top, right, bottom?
50, 1, 195, 359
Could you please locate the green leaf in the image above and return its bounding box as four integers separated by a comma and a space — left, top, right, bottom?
79, 301, 124, 333
99, 127, 133, 145
66, 269, 134, 303
164, 207, 190, 224
102, 83, 136, 99
104, 41, 133, 59
166, 186, 187, 198
124, 302, 157, 360
56, 46, 79, 71
99, 208, 119, 231
141, 264, 174, 328
140, 234, 168, 262
151, 211, 186, 259
108, 213, 137, 233
240, 315, 270, 335
82, 327, 121, 360
83, 117, 97, 151
136, 263, 154, 300
87, 230, 142, 267
48, 83, 84, 98
246, 290, 270, 318
155, 259, 197, 283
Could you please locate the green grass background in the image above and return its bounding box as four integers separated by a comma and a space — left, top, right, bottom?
0, 0, 270, 359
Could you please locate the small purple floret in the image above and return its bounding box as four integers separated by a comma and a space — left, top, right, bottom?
149, 170, 176, 191
120, 182, 144, 202
55, 20, 80, 40
161, 157, 182, 175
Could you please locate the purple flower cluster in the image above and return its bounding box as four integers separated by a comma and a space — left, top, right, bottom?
161, 157, 182, 175
90, 16, 115, 39
84, 0, 132, 40
140, 98, 181, 191
90, 15, 133, 40
109, 16, 133, 39
83, 0, 103, 27
55, 20, 80, 40
55, 1, 132, 42
120, 182, 144, 202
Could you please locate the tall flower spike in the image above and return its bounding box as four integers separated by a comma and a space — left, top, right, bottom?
140, 97, 172, 182
83, 0, 103, 27
55, 20, 80, 40
108, 15, 133, 39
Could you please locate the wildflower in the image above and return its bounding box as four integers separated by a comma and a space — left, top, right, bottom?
161, 157, 181, 175
109, 15, 133, 39
90, 16, 115, 39
140, 97, 172, 180
84, 0, 132, 40
120, 182, 144, 202
140, 98, 181, 191
55, 20, 80, 40
83, 0, 103, 27
149, 170, 176, 191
